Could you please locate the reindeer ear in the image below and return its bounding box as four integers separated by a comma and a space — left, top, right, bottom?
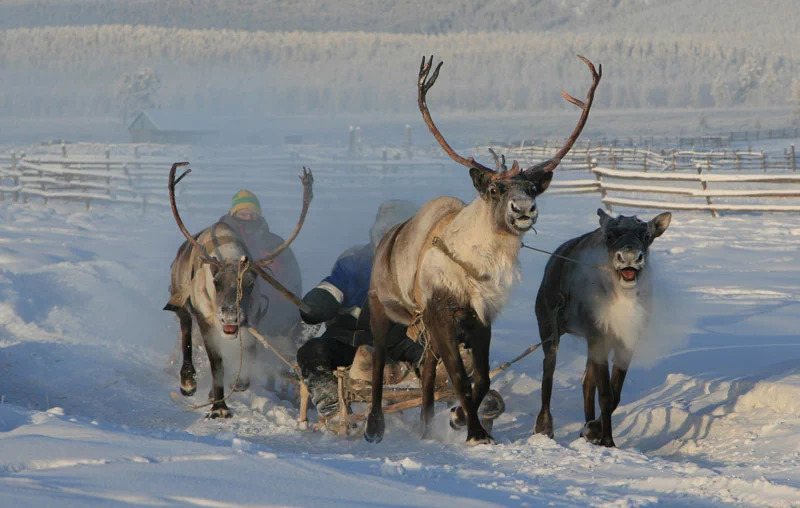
469, 167, 493, 195
523, 169, 553, 195
648, 212, 672, 239
597, 208, 612, 228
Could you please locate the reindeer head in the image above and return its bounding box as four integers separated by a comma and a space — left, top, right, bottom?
417, 55, 601, 237
168, 162, 314, 336
207, 259, 258, 335
469, 155, 553, 236
597, 209, 671, 289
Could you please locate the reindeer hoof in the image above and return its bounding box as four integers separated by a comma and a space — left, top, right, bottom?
179, 367, 196, 396
580, 420, 602, 444
534, 411, 554, 439
466, 429, 496, 446
180, 383, 197, 397
364, 410, 385, 443
449, 406, 466, 430
206, 404, 232, 419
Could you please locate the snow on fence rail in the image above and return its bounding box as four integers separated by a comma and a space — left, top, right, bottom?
0, 149, 172, 211
490, 144, 798, 174
0, 144, 604, 212
591, 166, 800, 217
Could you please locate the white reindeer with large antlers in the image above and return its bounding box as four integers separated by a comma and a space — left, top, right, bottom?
364, 55, 601, 445
164, 162, 313, 418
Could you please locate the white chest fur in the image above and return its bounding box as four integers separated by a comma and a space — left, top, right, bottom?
594, 289, 649, 351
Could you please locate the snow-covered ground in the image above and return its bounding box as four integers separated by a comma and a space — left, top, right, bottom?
1, 145, 800, 507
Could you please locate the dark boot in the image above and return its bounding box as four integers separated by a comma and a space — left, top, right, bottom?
305, 373, 339, 418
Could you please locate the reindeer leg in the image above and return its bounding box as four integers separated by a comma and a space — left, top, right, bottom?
579, 355, 600, 441
534, 336, 559, 438
452, 322, 492, 433
420, 349, 438, 439
610, 351, 631, 413
583, 341, 614, 447
426, 299, 492, 446
177, 306, 197, 396
364, 293, 389, 443
232, 341, 255, 393
198, 320, 231, 419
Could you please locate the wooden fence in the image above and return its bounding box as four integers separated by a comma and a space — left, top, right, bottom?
486, 126, 800, 151
490, 144, 798, 174
591, 166, 800, 217
2, 142, 798, 217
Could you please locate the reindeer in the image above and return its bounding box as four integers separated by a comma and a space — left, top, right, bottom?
164, 162, 313, 419
534, 209, 671, 447
364, 55, 601, 445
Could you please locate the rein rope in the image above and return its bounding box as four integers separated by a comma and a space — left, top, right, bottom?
521, 242, 611, 272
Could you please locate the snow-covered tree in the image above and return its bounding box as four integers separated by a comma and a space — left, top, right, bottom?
711, 75, 732, 108
115, 67, 160, 124
792, 77, 800, 126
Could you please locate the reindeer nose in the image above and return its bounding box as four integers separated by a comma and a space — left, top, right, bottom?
616, 250, 644, 266
510, 199, 535, 216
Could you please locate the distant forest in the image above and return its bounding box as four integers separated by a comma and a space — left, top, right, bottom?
1, 25, 798, 118
2, 0, 799, 119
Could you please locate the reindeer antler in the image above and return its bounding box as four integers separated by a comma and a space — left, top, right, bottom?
168, 162, 222, 267
523, 55, 602, 176
418, 56, 499, 174
257, 166, 314, 266
419, 56, 524, 181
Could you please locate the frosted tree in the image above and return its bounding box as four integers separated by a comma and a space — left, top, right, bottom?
711, 75, 732, 108
733, 56, 762, 105
792, 77, 800, 126
115, 67, 161, 124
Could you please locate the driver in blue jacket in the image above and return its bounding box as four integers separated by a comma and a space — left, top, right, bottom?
296, 200, 423, 417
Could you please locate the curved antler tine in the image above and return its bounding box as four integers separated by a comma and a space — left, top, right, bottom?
258, 166, 314, 265
524, 55, 602, 175
488, 148, 508, 173
417, 56, 494, 174
168, 162, 220, 267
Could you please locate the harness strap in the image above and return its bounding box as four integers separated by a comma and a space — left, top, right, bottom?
406, 212, 458, 342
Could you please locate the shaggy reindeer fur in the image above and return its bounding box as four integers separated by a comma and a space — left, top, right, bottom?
534, 209, 671, 447
166, 222, 258, 419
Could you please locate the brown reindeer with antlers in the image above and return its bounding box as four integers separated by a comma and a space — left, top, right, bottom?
364, 55, 601, 445
164, 162, 313, 418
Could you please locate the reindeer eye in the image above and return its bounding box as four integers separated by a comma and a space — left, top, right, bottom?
488, 186, 498, 196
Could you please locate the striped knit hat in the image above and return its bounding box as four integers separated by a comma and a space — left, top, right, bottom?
230, 189, 262, 216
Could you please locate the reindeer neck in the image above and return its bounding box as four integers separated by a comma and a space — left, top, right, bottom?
444, 197, 521, 268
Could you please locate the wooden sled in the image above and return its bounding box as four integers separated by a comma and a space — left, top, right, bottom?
295, 343, 542, 436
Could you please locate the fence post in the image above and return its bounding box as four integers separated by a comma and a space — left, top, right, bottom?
643, 152, 648, 172
706, 153, 711, 173
792, 144, 796, 172
348, 126, 355, 155
735, 151, 740, 171
594, 169, 612, 213
405, 124, 412, 159
761, 150, 766, 173
697, 164, 717, 218
105, 146, 111, 189
611, 149, 617, 170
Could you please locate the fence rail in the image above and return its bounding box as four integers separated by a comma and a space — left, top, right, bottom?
2, 142, 799, 217
482, 144, 798, 174
591, 166, 800, 217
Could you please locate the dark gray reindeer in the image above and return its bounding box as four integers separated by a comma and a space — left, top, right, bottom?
364, 55, 601, 445
164, 162, 313, 418
534, 208, 671, 447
